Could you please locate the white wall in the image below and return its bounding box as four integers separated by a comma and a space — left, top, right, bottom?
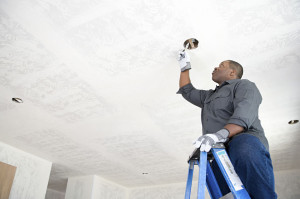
65, 175, 94, 199
128, 182, 210, 199
92, 175, 128, 199
0, 141, 52, 199
65, 175, 128, 199
45, 189, 65, 199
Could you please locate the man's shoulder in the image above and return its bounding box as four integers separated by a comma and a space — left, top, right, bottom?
233, 79, 261, 93
240, 79, 254, 83
228, 79, 255, 86
228, 78, 252, 83
226, 79, 260, 93
239, 79, 257, 86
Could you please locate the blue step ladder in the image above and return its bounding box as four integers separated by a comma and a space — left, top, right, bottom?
185, 143, 251, 199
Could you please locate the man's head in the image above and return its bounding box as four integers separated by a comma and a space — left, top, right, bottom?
212, 60, 243, 85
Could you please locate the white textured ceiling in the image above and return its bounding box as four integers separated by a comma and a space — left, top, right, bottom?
0, 0, 300, 193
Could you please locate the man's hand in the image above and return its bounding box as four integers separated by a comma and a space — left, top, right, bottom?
193, 129, 230, 152
177, 50, 191, 72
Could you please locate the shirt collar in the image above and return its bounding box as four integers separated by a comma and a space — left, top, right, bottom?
215, 79, 241, 91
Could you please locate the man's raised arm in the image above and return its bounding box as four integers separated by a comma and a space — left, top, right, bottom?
179, 70, 191, 88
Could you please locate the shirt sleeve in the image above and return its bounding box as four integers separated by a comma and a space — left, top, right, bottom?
228, 80, 262, 130
177, 83, 210, 108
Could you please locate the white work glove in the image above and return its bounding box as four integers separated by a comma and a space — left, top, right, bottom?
193, 129, 230, 152
177, 50, 191, 72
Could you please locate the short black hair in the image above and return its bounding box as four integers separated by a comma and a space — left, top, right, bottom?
227, 60, 243, 79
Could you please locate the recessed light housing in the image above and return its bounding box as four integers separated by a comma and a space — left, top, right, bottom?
183, 38, 199, 50
288, 120, 299, 124
12, 98, 23, 103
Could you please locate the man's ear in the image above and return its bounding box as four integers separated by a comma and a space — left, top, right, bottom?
230, 69, 237, 78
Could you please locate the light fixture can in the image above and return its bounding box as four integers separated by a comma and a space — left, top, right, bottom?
183, 38, 199, 50
12, 98, 23, 103
288, 120, 299, 124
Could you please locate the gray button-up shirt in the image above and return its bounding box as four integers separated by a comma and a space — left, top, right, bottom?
177, 79, 269, 150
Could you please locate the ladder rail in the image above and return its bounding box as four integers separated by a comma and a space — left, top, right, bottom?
197, 152, 207, 199
185, 160, 196, 199
211, 148, 251, 199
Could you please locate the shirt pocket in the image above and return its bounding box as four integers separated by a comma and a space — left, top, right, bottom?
204, 89, 233, 112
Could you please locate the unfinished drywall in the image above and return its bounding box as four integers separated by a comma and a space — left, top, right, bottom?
128, 182, 210, 199
65, 175, 94, 199
92, 175, 128, 199
65, 175, 128, 199
0, 141, 52, 199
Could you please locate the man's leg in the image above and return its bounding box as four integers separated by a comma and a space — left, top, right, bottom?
227, 133, 277, 199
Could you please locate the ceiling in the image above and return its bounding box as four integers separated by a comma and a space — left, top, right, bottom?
0, 0, 300, 193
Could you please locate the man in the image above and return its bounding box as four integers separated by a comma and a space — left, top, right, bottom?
177, 50, 277, 198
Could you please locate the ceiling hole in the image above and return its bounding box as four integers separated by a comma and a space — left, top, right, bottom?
288, 120, 299, 124
12, 98, 23, 103
183, 38, 199, 50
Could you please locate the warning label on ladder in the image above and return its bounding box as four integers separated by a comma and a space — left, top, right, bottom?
216, 150, 244, 191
